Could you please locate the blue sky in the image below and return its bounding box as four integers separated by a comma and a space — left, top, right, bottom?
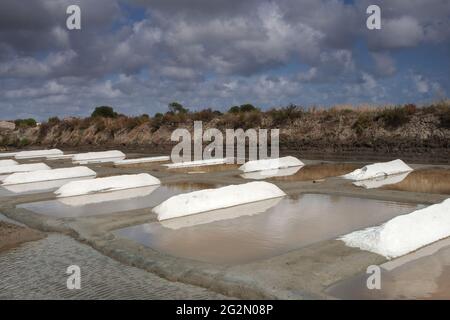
0, 0, 449, 120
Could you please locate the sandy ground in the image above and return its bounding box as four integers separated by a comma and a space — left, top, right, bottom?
0, 234, 230, 299
0, 221, 45, 253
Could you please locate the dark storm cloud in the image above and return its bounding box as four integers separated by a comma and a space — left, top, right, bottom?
0, 0, 449, 120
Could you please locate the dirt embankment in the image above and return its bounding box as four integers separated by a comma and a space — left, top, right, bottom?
0, 221, 46, 253
1, 103, 449, 163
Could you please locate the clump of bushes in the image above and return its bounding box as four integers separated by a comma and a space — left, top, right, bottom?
440, 107, 450, 129
228, 104, 259, 114
18, 138, 30, 147
376, 105, 412, 129
191, 108, 221, 122
268, 104, 303, 126
91, 106, 118, 118
352, 114, 373, 135
168, 102, 189, 114
14, 118, 37, 128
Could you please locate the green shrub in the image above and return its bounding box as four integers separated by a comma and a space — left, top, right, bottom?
228, 106, 241, 114
352, 114, 372, 135
168, 102, 189, 114
47, 117, 60, 125
376, 106, 410, 129
91, 106, 118, 118
191, 108, 218, 122
228, 104, 259, 114
268, 105, 303, 126
18, 137, 30, 147
14, 118, 37, 128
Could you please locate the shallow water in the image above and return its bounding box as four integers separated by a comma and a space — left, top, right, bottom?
18, 182, 217, 218
114, 194, 422, 265
327, 238, 450, 299
379, 168, 450, 194
263, 163, 362, 181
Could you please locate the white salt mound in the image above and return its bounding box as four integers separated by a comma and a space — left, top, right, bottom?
240, 166, 303, 180
154, 181, 286, 221
342, 159, 413, 181
2, 166, 96, 185
15, 149, 63, 159
72, 150, 126, 164
114, 156, 170, 165
0, 152, 17, 158
340, 199, 450, 259
164, 158, 230, 169
55, 173, 161, 197
0, 163, 50, 175
239, 156, 304, 173
160, 197, 283, 230
0, 159, 18, 167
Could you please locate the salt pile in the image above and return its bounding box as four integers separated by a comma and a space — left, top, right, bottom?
72, 150, 126, 164
164, 158, 230, 169
154, 181, 286, 221
0, 163, 50, 175
55, 173, 161, 197
239, 156, 304, 173
240, 166, 302, 180
15, 149, 63, 159
114, 156, 170, 166
2, 167, 96, 185
160, 197, 283, 230
0, 152, 17, 158
340, 199, 450, 259
342, 159, 413, 181
0, 160, 18, 167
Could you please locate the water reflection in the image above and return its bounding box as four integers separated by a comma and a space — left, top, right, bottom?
19, 182, 216, 218
327, 238, 450, 299
353, 172, 411, 189
114, 194, 421, 265
161, 197, 283, 230
380, 168, 450, 195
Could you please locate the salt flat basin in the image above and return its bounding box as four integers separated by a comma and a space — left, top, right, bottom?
113, 194, 422, 265
18, 182, 217, 218
0, 177, 95, 197
327, 238, 450, 299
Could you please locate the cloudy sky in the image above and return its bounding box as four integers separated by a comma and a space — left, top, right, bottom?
0, 0, 449, 120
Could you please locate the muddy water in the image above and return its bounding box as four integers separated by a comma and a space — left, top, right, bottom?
18, 182, 217, 218
327, 238, 450, 299
267, 163, 362, 181
380, 168, 450, 194
114, 194, 422, 265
